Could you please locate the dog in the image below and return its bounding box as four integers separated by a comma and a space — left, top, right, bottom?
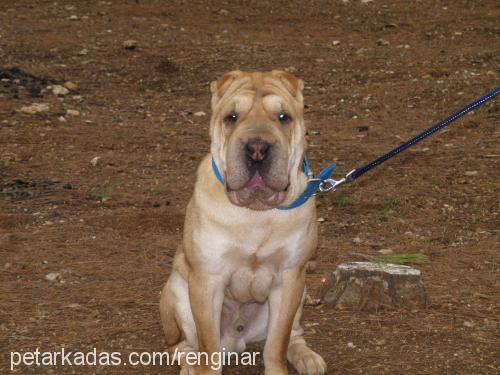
160, 70, 326, 375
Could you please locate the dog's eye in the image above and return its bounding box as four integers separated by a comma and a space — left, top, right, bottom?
278, 112, 292, 123
224, 112, 238, 124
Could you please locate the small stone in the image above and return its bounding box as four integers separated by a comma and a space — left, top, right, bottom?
332, 40, 341, 46
218, 9, 229, 16
317, 217, 326, 223
69, 15, 78, 20
78, 48, 89, 56
304, 293, 321, 306
90, 156, 100, 167
66, 109, 80, 116
353, 237, 362, 244
377, 38, 390, 46
58, 116, 66, 123
464, 171, 478, 176
20, 103, 50, 114
45, 272, 61, 282
193, 111, 206, 117
52, 85, 69, 96
123, 39, 138, 50
64, 81, 78, 91
347, 342, 356, 348
463, 321, 474, 328
306, 260, 317, 273
65, 303, 81, 308
378, 248, 393, 255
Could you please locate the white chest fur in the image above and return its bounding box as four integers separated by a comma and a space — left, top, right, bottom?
191, 193, 317, 303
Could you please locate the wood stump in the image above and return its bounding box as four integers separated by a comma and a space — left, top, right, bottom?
320, 262, 429, 310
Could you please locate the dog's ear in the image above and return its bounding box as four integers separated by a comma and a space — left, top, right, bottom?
210, 70, 242, 107
271, 70, 304, 101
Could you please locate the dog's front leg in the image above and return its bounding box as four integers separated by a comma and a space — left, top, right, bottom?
264, 266, 305, 375
188, 271, 225, 374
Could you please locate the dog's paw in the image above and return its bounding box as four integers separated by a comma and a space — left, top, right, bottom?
264, 365, 288, 375
181, 365, 222, 375
288, 344, 326, 375
180, 364, 197, 375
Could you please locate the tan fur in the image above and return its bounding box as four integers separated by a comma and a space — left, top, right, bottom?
160, 71, 326, 374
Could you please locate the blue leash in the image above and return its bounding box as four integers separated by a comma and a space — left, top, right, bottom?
212, 86, 499, 209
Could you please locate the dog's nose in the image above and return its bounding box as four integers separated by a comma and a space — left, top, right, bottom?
246, 138, 270, 163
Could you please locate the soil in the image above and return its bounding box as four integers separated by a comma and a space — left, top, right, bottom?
1, 1, 498, 374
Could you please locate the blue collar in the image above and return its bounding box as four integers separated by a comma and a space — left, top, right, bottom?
211, 155, 336, 210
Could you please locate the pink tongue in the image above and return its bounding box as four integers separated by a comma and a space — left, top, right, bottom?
246, 171, 265, 189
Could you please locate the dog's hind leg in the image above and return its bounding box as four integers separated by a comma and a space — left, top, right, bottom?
160, 277, 182, 346
286, 289, 326, 375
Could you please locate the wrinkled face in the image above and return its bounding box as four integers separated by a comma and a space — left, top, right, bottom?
210, 70, 306, 210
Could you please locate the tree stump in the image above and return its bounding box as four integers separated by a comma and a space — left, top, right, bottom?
320, 262, 429, 310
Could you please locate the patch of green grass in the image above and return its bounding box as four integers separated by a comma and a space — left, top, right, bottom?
154, 184, 171, 197
88, 190, 110, 202
382, 196, 398, 220
332, 190, 354, 208
375, 253, 428, 265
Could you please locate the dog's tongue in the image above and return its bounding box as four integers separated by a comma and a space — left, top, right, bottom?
246, 171, 265, 189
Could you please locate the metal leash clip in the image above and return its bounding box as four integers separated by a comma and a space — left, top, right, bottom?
317, 169, 356, 193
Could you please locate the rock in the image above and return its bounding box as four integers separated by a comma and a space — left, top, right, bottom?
78, 48, 89, 56
64, 81, 78, 91
347, 342, 356, 348
332, 40, 341, 46
317, 217, 325, 222
464, 171, 478, 176
218, 9, 229, 16
377, 38, 390, 46
123, 39, 138, 50
352, 237, 362, 244
90, 156, 100, 167
304, 293, 321, 306
20, 103, 49, 114
305, 260, 317, 273
52, 85, 69, 96
378, 248, 393, 255
64, 303, 81, 309
58, 116, 66, 123
320, 262, 429, 310
193, 111, 206, 117
45, 272, 61, 282
66, 109, 80, 116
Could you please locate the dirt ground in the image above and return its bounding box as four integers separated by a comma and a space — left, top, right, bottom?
1, 0, 498, 373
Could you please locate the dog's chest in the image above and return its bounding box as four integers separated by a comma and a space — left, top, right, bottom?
225, 259, 274, 303
222, 224, 300, 304
196, 205, 315, 302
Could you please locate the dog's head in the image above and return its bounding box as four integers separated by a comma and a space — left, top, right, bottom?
210, 70, 306, 210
